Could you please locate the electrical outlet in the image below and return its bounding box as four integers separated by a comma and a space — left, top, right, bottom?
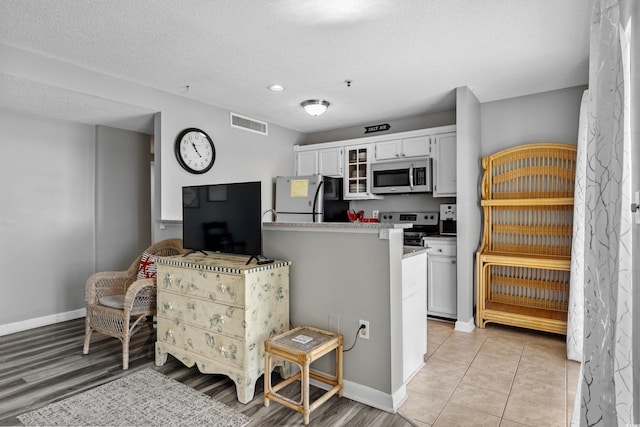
358, 319, 370, 340
372, 210, 379, 219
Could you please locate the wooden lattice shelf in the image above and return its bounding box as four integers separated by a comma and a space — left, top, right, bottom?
476, 143, 577, 334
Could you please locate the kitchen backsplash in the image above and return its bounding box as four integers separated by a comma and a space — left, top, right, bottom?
349, 193, 456, 218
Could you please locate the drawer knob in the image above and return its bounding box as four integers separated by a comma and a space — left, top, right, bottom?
205, 333, 216, 347
210, 314, 225, 326
163, 302, 173, 310
219, 346, 227, 356
219, 283, 227, 293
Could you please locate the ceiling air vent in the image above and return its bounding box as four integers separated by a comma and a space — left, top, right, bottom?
230, 113, 268, 136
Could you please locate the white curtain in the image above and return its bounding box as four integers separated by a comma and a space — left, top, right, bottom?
568, 0, 636, 425
566, 90, 588, 362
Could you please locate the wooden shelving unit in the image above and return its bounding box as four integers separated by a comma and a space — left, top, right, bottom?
475, 143, 577, 334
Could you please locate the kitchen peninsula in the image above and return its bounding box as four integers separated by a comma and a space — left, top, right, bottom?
262, 221, 426, 413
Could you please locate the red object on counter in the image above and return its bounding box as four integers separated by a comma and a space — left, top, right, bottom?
347, 210, 378, 222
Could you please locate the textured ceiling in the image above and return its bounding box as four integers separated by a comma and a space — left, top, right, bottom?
0, 0, 591, 134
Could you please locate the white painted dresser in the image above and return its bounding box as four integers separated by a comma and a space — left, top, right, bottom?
155, 254, 290, 403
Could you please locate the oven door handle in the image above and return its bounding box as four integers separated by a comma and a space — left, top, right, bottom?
409, 163, 414, 190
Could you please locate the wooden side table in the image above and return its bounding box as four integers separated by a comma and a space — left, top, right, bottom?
264, 325, 343, 425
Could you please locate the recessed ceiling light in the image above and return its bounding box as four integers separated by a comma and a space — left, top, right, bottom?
268, 84, 285, 92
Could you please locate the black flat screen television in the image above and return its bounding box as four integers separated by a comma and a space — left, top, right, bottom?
182, 181, 262, 257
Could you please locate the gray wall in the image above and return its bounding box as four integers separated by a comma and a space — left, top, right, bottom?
481, 86, 586, 155
304, 109, 456, 144
0, 109, 95, 325
263, 228, 402, 395
455, 86, 482, 329
0, 112, 156, 328
96, 125, 152, 271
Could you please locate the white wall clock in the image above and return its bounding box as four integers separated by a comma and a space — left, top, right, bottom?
175, 128, 216, 174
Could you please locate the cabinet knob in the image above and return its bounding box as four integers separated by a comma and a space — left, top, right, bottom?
163, 302, 173, 310
219, 283, 227, 293
219, 345, 227, 356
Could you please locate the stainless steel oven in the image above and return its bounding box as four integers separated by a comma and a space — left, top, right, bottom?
371, 159, 432, 194
379, 211, 439, 245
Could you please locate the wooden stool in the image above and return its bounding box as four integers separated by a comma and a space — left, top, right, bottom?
264, 325, 343, 425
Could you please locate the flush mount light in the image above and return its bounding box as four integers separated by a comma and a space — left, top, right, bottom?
301, 99, 330, 116
268, 84, 285, 91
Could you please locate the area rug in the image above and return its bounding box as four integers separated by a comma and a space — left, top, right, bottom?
17, 368, 252, 427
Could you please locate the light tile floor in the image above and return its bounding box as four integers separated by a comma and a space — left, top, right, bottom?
399, 319, 581, 427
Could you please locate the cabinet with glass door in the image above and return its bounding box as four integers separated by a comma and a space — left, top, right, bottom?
344, 145, 380, 200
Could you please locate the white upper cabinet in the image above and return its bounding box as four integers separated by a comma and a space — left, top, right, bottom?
374, 135, 430, 161
401, 136, 431, 158
293, 125, 456, 198
318, 147, 344, 177
431, 132, 457, 197
294, 147, 343, 177
344, 145, 380, 200
374, 139, 401, 160
295, 150, 317, 176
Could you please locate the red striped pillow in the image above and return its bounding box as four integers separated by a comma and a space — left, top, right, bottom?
137, 252, 157, 279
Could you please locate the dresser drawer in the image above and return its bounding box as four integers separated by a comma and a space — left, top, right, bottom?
157, 292, 245, 339
158, 267, 245, 307
157, 320, 245, 369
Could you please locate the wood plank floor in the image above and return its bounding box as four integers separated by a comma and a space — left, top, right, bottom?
0, 318, 415, 426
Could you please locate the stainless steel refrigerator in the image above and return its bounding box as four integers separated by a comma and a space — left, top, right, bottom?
275, 175, 349, 222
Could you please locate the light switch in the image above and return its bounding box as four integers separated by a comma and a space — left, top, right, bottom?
634, 191, 640, 225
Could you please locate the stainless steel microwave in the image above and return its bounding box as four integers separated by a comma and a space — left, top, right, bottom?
371, 158, 432, 194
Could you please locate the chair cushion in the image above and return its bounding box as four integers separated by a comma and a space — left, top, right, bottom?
137, 252, 157, 279
98, 294, 125, 309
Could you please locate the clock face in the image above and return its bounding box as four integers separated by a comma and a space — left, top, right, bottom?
175, 128, 216, 174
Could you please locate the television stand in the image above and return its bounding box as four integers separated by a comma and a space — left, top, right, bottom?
155, 254, 290, 403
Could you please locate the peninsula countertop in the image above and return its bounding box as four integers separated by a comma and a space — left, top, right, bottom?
263, 221, 412, 230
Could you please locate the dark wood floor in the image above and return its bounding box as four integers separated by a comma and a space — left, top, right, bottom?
0, 318, 415, 426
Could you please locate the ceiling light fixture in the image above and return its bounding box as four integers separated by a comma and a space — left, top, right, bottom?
268, 84, 285, 91
301, 99, 330, 116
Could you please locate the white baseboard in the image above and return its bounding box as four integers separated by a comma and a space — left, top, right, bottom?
0, 308, 86, 337
309, 373, 406, 413
454, 317, 476, 333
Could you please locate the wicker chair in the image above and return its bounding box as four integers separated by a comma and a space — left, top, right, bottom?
83, 238, 185, 369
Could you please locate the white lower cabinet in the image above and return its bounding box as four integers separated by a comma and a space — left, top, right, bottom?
401, 252, 427, 383
427, 256, 457, 319
424, 238, 457, 319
